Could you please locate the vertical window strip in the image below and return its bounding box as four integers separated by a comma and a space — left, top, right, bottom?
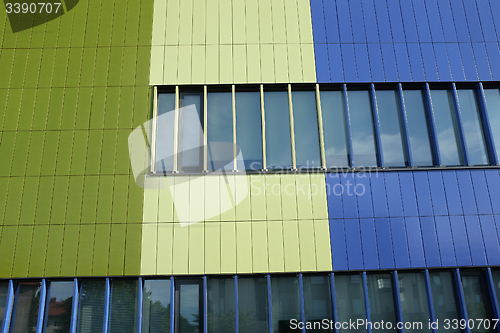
423, 270, 438, 333
103, 278, 111, 333
330, 273, 339, 332
343, 84, 355, 168
70, 278, 79, 333
288, 84, 297, 170
477, 83, 498, 165
370, 84, 384, 168
261, 85, 267, 171
0, 280, 14, 333
450, 83, 470, 166
151, 86, 158, 174
232, 85, 237, 171
453, 269, 472, 333
392, 271, 405, 333
398, 83, 413, 167
35, 279, 47, 333
170, 277, 175, 333
267, 275, 272, 333
299, 274, 306, 331
203, 85, 208, 172
362, 272, 373, 333
315, 84, 327, 169
234, 276, 239, 333
203, 276, 208, 333
137, 278, 143, 333
424, 83, 441, 166
486, 268, 500, 322
173, 86, 180, 173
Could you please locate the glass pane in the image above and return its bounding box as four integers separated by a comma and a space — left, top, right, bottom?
366, 274, 397, 332
457, 89, 489, 165
376, 90, 406, 167
236, 91, 263, 171
403, 90, 433, 166
347, 90, 377, 167
0, 282, 8, 330
492, 268, 500, 307
238, 277, 268, 333
178, 283, 201, 333
207, 278, 235, 333
335, 274, 366, 333
292, 91, 321, 169
45, 281, 73, 333
11, 281, 41, 333
156, 93, 176, 172
142, 280, 171, 333
179, 93, 203, 171
77, 280, 105, 333
484, 89, 500, 159
207, 92, 233, 171
429, 271, 461, 333
303, 275, 333, 332
430, 89, 463, 166
461, 271, 494, 333
271, 276, 300, 333
264, 91, 292, 169
397, 272, 430, 333
108, 280, 138, 333
320, 90, 349, 168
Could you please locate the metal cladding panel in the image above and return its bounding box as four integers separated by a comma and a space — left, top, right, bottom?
327, 170, 500, 271
309, 0, 500, 82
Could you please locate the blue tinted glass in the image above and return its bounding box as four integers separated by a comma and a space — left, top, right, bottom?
429, 271, 461, 333
207, 278, 235, 333
303, 276, 333, 331
292, 91, 321, 168
179, 283, 201, 333
235, 92, 263, 171
180, 93, 203, 170
77, 280, 105, 333
484, 89, 500, 159
0, 283, 6, 329
142, 280, 171, 333
403, 90, 434, 166
492, 269, 500, 308
366, 274, 397, 332
271, 276, 300, 333
430, 90, 463, 166
398, 273, 431, 333
461, 271, 495, 333
457, 89, 488, 165
238, 277, 268, 333
45, 281, 73, 333
376, 90, 406, 167
347, 90, 377, 167
207, 92, 233, 171
264, 91, 292, 169
156, 93, 176, 172
335, 274, 366, 333
320, 90, 349, 167
109, 280, 138, 333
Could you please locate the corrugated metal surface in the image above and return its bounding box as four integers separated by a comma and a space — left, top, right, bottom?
327, 170, 500, 271
0, 0, 154, 278
310, 0, 500, 83
149, 0, 317, 85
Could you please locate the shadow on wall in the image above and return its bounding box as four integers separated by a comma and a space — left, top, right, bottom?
4, 0, 79, 32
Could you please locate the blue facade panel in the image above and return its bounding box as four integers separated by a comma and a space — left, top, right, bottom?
309, 0, 500, 82
327, 170, 500, 271
328, 44, 344, 82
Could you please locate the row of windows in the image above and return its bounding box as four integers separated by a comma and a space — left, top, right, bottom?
1, 268, 499, 333
153, 83, 500, 173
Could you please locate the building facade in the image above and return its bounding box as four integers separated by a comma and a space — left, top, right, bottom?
1, 0, 500, 332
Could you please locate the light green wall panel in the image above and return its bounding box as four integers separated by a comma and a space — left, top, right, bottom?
283, 220, 300, 272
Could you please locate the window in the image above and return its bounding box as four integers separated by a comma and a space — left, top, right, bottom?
335, 274, 366, 333
402, 90, 434, 166
235, 91, 263, 171
178, 91, 204, 172
376, 89, 407, 167
156, 93, 176, 172
0, 282, 8, 329
428, 271, 461, 333
430, 89, 463, 166
461, 271, 495, 333
484, 88, 500, 160
142, 279, 171, 333
10, 281, 42, 333
271, 276, 301, 333
44, 281, 73, 333
320, 90, 349, 168
292, 90, 321, 168
77, 280, 105, 333
303, 275, 333, 332
457, 89, 489, 165
207, 278, 235, 333
264, 90, 293, 169
108, 280, 139, 333
238, 277, 268, 333
207, 91, 233, 171
366, 274, 397, 332
347, 90, 378, 167
397, 272, 430, 333
176, 279, 203, 333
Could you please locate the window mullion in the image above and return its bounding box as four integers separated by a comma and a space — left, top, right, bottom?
232, 85, 237, 171
398, 83, 413, 167
370, 83, 384, 168
478, 83, 498, 165
204, 85, 208, 172
173, 86, 180, 173
315, 84, 327, 169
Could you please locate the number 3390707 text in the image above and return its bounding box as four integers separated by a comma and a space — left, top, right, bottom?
5, 3, 62, 14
